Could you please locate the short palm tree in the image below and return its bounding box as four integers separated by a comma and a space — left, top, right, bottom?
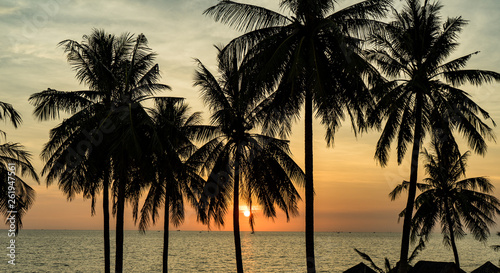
366, 1, 500, 271
29, 29, 169, 273
390, 138, 500, 268
354, 238, 425, 273
193, 49, 304, 273
0, 101, 39, 233
138, 98, 215, 273
204, 1, 390, 271
491, 233, 500, 265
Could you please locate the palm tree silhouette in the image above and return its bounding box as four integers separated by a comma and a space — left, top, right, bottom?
354, 237, 425, 273
30, 30, 133, 273
204, 1, 390, 271
30, 86, 114, 271
138, 98, 215, 273
29, 29, 169, 273
390, 138, 500, 268
0, 101, 39, 233
193, 48, 304, 273
366, 1, 500, 271
490, 233, 500, 265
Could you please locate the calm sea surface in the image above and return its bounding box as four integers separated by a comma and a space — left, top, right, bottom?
0, 230, 498, 272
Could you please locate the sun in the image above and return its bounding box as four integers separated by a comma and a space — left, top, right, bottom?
243, 210, 251, 217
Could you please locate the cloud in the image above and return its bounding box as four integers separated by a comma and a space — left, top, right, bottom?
1, 0, 499, 232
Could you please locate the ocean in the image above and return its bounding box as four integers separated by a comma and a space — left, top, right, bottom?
1, 230, 498, 272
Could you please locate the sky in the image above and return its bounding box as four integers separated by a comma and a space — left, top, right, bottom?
1, 0, 499, 233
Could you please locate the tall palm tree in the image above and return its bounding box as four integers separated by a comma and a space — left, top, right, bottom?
138, 98, 214, 273
193, 49, 304, 273
29, 30, 169, 273
390, 138, 500, 268
0, 101, 39, 233
366, 1, 500, 271
204, 1, 390, 271
106, 33, 172, 273
29, 30, 132, 273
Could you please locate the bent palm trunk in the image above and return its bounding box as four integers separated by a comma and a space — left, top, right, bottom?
444, 201, 460, 267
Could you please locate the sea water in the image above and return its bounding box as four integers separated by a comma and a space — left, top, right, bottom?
0, 230, 498, 272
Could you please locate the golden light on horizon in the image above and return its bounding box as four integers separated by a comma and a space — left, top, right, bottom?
243, 210, 251, 217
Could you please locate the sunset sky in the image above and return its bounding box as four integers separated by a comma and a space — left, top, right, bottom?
1, 0, 499, 233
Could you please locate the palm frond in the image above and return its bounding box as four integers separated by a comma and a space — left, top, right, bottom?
29, 89, 96, 121
408, 237, 426, 263
204, 0, 290, 32
443, 70, 500, 86
354, 248, 384, 273
0, 101, 22, 128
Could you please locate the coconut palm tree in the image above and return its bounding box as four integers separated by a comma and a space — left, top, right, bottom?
0, 101, 39, 233
29, 29, 169, 273
390, 138, 500, 268
137, 98, 215, 273
366, 1, 500, 271
203, 1, 390, 271
30, 30, 132, 273
193, 49, 304, 273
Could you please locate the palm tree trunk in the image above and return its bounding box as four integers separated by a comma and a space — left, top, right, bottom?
305, 88, 315, 273
103, 169, 111, 273
444, 201, 460, 267
234, 144, 244, 273
163, 193, 169, 273
398, 95, 422, 273
115, 168, 126, 273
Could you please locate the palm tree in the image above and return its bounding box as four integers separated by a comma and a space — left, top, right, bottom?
390, 138, 500, 268
29, 30, 131, 273
204, 1, 390, 271
0, 101, 39, 233
138, 98, 214, 273
193, 49, 304, 273
354, 238, 425, 273
366, 1, 500, 271
490, 233, 500, 265
29, 30, 169, 273
30, 31, 125, 273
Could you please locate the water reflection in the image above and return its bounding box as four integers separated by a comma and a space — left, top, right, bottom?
242, 232, 256, 272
